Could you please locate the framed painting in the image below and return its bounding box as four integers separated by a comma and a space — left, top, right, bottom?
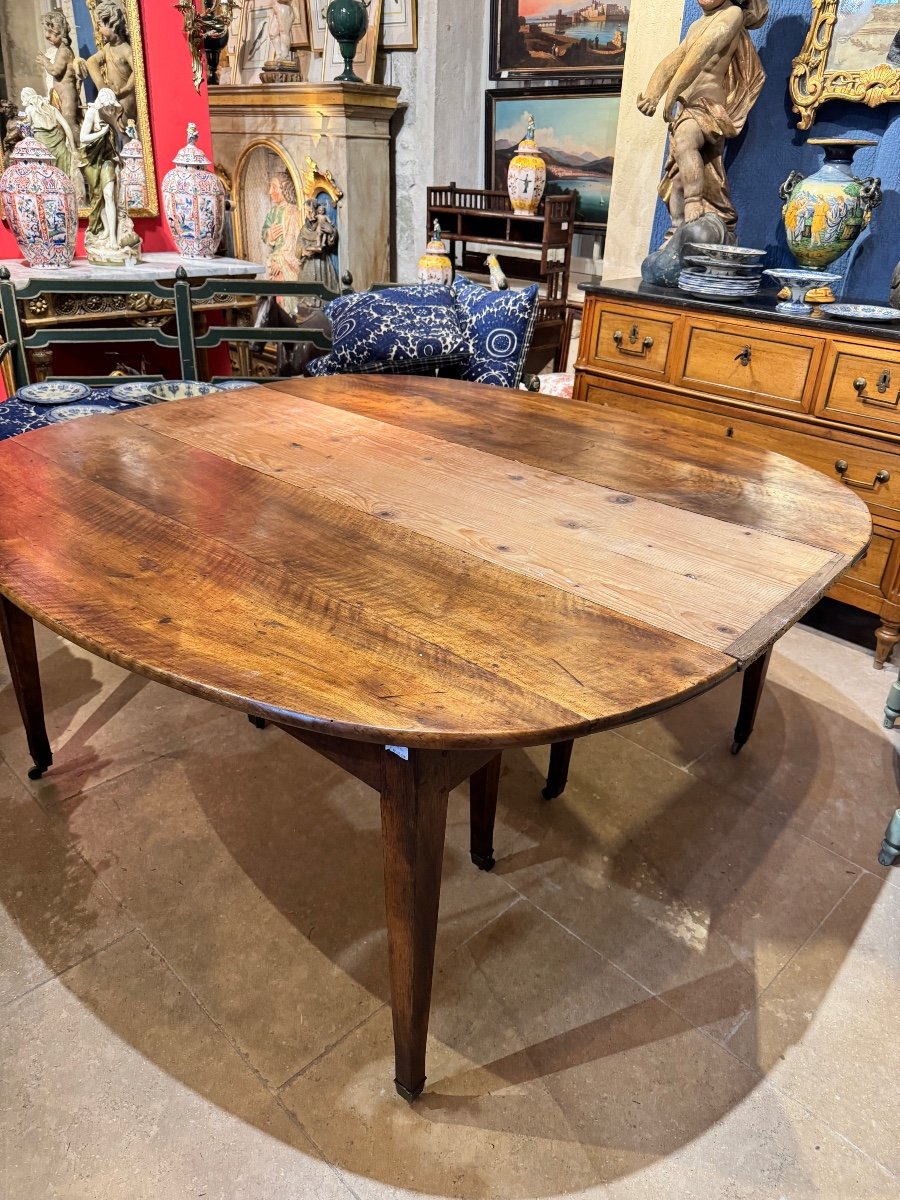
791, 0, 900, 129
306, 0, 328, 51
490, 0, 628, 80
234, 0, 274, 83
380, 0, 416, 50
291, 0, 310, 49
322, 0, 383, 82
484, 87, 620, 230
0, 0, 157, 216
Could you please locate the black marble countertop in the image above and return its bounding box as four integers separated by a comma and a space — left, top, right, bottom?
580, 276, 900, 344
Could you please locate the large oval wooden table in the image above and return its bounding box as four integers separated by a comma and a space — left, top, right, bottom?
0, 375, 871, 1101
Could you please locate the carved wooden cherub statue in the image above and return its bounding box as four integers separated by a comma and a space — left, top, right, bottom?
637, 0, 768, 240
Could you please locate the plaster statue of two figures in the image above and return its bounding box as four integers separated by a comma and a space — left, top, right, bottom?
638, 0, 769, 286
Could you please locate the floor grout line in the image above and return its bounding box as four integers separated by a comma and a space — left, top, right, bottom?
0, 926, 137, 1011
275, 1002, 388, 1095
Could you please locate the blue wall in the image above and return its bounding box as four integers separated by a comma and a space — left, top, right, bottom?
648, 0, 900, 300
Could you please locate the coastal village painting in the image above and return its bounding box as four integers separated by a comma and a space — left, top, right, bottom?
486, 89, 620, 228
491, 0, 630, 78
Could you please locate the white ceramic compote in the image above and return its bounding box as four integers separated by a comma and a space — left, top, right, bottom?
763, 268, 842, 316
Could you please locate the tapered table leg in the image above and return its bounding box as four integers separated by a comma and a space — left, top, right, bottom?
469, 753, 501, 870
380, 747, 450, 1102
730, 647, 772, 755
0, 595, 52, 779
543, 739, 574, 800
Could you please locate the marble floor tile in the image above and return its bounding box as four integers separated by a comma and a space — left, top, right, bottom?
61, 727, 519, 1087
727, 872, 900, 1177
0, 931, 354, 1200
0, 760, 132, 1006
494, 733, 861, 1042
615, 625, 900, 877
0, 626, 241, 804
282, 900, 893, 1200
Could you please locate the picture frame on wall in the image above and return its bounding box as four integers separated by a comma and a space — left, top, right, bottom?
490, 0, 628, 81
380, 0, 417, 50
235, 0, 274, 83
791, 0, 900, 129
306, 0, 328, 51
484, 87, 620, 231
322, 0, 383, 82
291, 0, 311, 49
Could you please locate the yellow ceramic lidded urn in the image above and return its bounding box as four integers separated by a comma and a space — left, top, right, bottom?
507, 112, 546, 216
418, 220, 453, 284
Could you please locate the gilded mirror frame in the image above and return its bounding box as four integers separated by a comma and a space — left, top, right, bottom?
0, 0, 158, 217
790, 0, 900, 130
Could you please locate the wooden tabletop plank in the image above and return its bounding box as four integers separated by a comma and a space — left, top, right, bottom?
20, 420, 736, 725
128, 394, 842, 653
260, 376, 871, 559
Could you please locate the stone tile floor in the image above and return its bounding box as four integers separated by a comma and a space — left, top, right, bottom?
0, 619, 897, 1199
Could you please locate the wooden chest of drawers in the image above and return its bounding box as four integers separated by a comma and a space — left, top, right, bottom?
575, 281, 900, 666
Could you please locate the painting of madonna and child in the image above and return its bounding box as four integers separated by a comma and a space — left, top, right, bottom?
487, 90, 619, 229
827, 0, 900, 73
491, 0, 629, 79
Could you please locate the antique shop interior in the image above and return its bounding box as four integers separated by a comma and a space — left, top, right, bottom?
1, 1, 899, 1197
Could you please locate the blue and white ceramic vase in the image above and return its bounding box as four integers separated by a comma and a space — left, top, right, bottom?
0, 136, 77, 269
120, 125, 149, 211
161, 123, 225, 259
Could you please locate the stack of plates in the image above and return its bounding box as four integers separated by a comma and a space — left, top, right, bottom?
678, 244, 766, 300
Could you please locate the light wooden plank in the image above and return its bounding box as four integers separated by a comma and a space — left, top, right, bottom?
128, 393, 839, 653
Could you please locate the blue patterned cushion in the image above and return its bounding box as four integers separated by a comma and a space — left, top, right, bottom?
315, 285, 470, 374
451, 276, 539, 388
305, 351, 469, 378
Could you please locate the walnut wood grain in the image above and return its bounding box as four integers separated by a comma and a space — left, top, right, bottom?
0, 375, 872, 1101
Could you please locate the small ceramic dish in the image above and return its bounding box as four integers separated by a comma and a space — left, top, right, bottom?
109, 380, 156, 402
16, 380, 91, 406
145, 381, 222, 402
686, 244, 766, 261
682, 257, 763, 275
215, 379, 259, 390
820, 303, 900, 323
48, 403, 119, 422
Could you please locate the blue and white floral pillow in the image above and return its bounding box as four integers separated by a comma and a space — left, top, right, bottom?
305, 285, 470, 377
451, 276, 539, 388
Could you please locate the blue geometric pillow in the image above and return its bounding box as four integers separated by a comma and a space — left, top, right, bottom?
451, 276, 539, 388
314, 285, 470, 374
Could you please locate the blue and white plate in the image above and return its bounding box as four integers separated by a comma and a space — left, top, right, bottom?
216, 379, 259, 391
820, 303, 900, 323
47, 403, 120, 422
145, 380, 221, 402
16, 380, 91, 406
109, 380, 155, 402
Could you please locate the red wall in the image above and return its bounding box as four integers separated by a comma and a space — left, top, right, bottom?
0, 0, 212, 259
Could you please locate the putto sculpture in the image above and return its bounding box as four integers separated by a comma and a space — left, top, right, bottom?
638, 0, 769, 285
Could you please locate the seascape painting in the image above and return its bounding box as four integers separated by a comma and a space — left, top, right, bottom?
827, 0, 900, 73
487, 90, 619, 229
491, 0, 629, 79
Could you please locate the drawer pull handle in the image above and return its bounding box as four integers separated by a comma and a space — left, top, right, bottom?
613, 327, 654, 357
835, 459, 891, 491
853, 374, 899, 408
735, 346, 752, 367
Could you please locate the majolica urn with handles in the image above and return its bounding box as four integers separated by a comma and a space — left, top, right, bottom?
780, 138, 882, 273
0, 135, 77, 269
161, 122, 225, 258
326, 0, 369, 83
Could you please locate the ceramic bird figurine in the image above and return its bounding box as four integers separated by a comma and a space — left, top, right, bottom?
486, 254, 508, 291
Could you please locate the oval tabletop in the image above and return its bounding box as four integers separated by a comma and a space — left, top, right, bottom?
0, 375, 872, 749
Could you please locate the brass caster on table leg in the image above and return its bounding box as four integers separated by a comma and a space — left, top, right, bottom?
541, 782, 564, 800
730, 739, 744, 756
395, 1077, 425, 1103
470, 850, 496, 871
